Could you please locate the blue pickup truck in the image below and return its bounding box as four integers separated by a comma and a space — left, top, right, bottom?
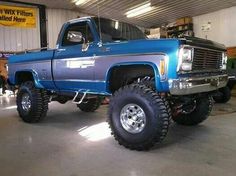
8, 17, 228, 150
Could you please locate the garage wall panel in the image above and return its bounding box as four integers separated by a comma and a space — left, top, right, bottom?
193, 6, 236, 47
0, 28, 4, 50
47, 9, 87, 49
0, 2, 41, 52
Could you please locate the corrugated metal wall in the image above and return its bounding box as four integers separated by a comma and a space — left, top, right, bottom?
0, 4, 86, 52
2, 2, 235, 51
0, 2, 41, 52
47, 9, 82, 49
193, 6, 236, 47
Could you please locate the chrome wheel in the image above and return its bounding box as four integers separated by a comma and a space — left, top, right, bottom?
21, 93, 31, 112
120, 103, 146, 134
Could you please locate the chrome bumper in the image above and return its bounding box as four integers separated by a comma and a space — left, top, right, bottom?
169, 74, 228, 95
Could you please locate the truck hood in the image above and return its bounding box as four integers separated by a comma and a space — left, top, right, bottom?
180, 36, 226, 51
102, 38, 180, 56
103, 37, 226, 57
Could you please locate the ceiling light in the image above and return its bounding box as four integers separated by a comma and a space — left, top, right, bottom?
126, 3, 153, 18
115, 21, 119, 29
74, 0, 88, 6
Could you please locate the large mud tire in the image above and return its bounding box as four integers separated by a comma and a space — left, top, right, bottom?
213, 86, 231, 103
77, 97, 102, 112
16, 81, 49, 123
172, 96, 213, 126
108, 84, 170, 151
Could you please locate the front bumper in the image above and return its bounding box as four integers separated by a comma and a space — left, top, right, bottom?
169, 74, 228, 95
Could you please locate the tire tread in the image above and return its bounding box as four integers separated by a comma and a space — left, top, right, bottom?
108, 83, 171, 151
16, 81, 49, 123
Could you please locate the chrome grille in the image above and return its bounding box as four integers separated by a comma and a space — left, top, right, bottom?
192, 48, 222, 71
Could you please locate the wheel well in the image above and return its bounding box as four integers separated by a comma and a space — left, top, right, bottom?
108, 65, 155, 93
15, 71, 34, 85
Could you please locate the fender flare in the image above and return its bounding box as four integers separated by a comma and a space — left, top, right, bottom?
14, 69, 44, 88
106, 61, 163, 91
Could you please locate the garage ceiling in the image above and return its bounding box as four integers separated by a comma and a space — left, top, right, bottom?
12, 0, 236, 27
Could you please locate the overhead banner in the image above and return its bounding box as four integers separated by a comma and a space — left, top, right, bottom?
0, 5, 36, 28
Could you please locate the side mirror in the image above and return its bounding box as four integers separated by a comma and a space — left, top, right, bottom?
82, 43, 89, 52
67, 31, 83, 43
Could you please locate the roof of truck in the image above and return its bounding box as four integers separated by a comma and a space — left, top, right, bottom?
68, 16, 94, 24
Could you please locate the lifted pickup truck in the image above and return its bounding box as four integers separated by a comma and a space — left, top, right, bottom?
8, 17, 228, 150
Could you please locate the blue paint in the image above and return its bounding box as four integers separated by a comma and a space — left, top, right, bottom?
14, 70, 44, 88
9, 50, 55, 64
105, 61, 165, 92
54, 80, 109, 95
8, 17, 181, 95
39, 80, 57, 90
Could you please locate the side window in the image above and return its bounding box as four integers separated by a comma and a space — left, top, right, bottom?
62, 22, 94, 46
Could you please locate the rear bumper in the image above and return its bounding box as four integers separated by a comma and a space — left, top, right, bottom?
169, 74, 228, 95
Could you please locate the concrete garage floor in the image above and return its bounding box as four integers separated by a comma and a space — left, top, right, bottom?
0, 96, 236, 176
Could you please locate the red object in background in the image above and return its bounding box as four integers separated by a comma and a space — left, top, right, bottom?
101, 97, 110, 105
227, 47, 236, 58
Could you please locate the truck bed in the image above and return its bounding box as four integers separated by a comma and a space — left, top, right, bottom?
9, 49, 55, 64
8, 49, 56, 89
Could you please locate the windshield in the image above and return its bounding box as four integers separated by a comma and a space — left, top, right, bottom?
93, 17, 146, 43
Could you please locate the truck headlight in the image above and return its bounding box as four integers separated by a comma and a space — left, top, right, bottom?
221, 52, 227, 70
177, 47, 193, 72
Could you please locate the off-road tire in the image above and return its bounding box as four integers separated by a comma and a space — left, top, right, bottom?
213, 86, 231, 103
108, 84, 170, 151
77, 97, 102, 112
16, 81, 49, 123
137, 76, 172, 121
172, 96, 213, 126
